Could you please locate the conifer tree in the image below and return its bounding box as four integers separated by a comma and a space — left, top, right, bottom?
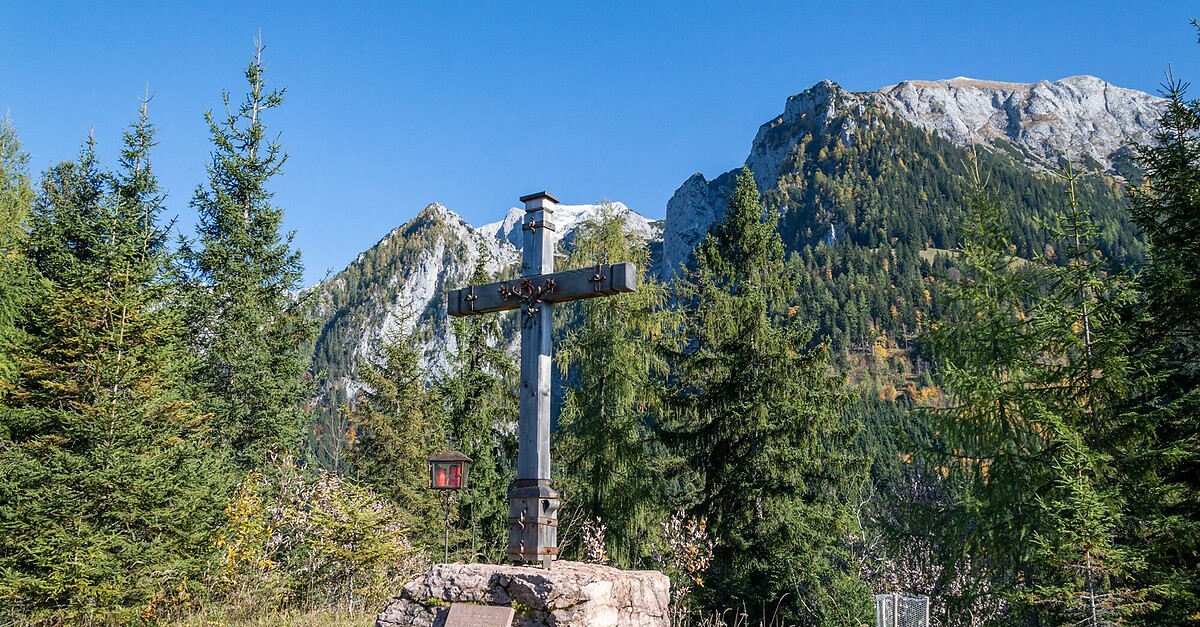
920, 164, 1151, 625
0, 104, 227, 623
554, 202, 671, 567
661, 168, 868, 625
0, 116, 35, 393
27, 137, 106, 284
440, 249, 518, 563
180, 38, 315, 466
348, 328, 444, 551
1023, 170, 1148, 625
921, 178, 1051, 624
1126, 74, 1200, 625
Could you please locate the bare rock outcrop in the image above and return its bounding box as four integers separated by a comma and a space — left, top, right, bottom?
876, 75, 1162, 170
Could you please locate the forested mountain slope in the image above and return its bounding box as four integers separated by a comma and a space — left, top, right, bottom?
664, 77, 1157, 363
665, 75, 1159, 273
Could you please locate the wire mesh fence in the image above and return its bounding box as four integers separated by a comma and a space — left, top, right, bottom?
875, 593, 930, 627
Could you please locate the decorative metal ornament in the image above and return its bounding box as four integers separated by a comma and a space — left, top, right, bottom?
499, 277, 557, 327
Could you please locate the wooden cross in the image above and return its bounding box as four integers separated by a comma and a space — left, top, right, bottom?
446, 191, 636, 566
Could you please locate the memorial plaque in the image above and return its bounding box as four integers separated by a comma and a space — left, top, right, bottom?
444, 603, 515, 627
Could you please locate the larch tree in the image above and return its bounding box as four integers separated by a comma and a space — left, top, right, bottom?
660, 168, 869, 626
553, 202, 671, 568
180, 38, 315, 467
1023, 169, 1149, 625
920, 177, 1052, 625
919, 161, 1154, 626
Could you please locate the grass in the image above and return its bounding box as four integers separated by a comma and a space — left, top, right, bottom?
918, 247, 956, 264
920, 245, 1029, 268
164, 607, 376, 627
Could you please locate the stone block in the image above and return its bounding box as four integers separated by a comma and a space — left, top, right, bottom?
376, 561, 670, 627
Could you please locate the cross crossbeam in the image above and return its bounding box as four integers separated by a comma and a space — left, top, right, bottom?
446, 263, 636, 317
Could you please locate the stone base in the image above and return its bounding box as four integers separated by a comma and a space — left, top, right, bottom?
376, 561, 670, 627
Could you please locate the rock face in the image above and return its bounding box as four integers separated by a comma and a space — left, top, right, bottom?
876, 76, 1161, 170
661, 75, 1163, 273
376, 561, 670, 627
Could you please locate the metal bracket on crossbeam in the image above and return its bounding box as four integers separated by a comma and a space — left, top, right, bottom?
589, 264, 607, 292
522, 219, 556, 232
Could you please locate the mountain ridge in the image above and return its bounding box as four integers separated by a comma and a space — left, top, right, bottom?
663, 75, 1162, 272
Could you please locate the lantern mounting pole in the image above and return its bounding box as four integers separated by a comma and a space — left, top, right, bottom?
443, 491, 452, 564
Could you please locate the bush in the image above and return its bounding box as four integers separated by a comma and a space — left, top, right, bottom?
214, 456, 428, 615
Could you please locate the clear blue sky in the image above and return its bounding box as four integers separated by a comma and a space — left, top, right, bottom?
2, 1, 1197, 285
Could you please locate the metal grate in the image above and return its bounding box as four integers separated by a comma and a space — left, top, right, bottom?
875, 593, 930, 627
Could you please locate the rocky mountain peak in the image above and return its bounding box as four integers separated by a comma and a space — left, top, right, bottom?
778, 79, 847, 127
414, 201, 460, 225
749, 75, 1162, 176
479, 201, 660, 251
663, 75, 1163, 273
875, 74, 1163, 170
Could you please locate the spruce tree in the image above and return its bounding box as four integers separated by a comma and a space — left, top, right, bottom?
180, 38, 315, 466
0, 105, 227, 623
27, 137, 106, 284
661, 168, 868, 625
348, 328, 444, 551
1126, 74, 1200, 625
440, 249, 518, 563
554, 202, 671, 567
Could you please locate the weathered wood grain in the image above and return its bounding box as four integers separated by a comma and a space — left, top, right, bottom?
446, 262, 637, 317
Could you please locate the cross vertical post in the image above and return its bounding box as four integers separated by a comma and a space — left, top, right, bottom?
511, 191, 560, 568
518, 192, 555, 484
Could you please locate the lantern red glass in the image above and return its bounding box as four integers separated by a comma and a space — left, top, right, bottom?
427, 451, 472, 490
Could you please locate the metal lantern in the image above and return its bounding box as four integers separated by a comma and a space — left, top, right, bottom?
428, 450, 472, 564
428, 451, 472, 490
